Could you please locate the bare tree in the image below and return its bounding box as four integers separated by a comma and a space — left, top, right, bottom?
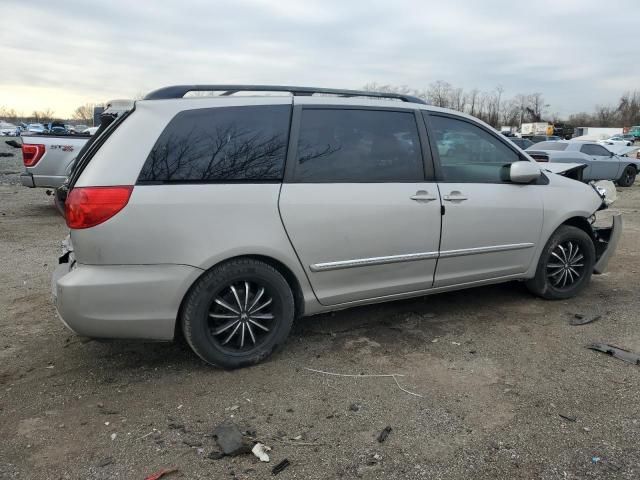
72, 104, 94, 123
426, 81, 452, 108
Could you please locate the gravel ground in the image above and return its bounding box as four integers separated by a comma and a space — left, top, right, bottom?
1, 137, 639, 479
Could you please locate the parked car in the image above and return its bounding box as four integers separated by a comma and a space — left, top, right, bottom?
509, 137, 534, 150
53, 85, 621, 369
617, 133, 636, 143
599, 136, 633, 147
0, 122, 19, 136
81, 127, 99, 135
526, 141, 640, 186
27, 123, 46, 134
523, 135, 561, 143
628, 126, 640, 140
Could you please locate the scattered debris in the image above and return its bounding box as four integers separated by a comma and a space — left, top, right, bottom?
0, 152, 14, 158
168, 422, 186, 432
558, 414, 576, 422
377, 426, 392, 443
110, 433, 117, 441
304, 368, 423, 398
252, 442, 271, 462
4, 140, 21, 149
372, 453, 382, 461
592, 456, 601, 464
272, 459, 290, 475
226, 405, 239, 411
96, 457, 114, 468
212, 422, 252, 456
584, 427, 591, 432
143, 467, 178, 480
588, 343, 640, 365
207, 450, 224, 460
451, 342, 461, 346
183, 439, 203, 447
349, 403, 362, 412
570, 314, 601, 326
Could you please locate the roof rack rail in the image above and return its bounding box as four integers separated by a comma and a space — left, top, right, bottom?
143, 85, 426, 104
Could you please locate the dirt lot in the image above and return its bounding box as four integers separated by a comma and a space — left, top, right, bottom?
1, 137, 639, 479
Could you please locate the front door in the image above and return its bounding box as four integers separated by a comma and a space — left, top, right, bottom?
279, 105, 442, 305
424, 113, 544, 287
579, 143, 621, 180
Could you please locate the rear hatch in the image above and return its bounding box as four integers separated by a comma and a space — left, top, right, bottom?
55, 100, 134, 211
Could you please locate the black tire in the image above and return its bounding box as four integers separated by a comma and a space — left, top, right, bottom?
526, 225, 595, 300
181, 258, 295, 369
617, 166, 636, 187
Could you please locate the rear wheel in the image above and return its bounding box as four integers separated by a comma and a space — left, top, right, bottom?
526, 225, 595, 300
181, 258, 295, 369
617, 166, 636, 187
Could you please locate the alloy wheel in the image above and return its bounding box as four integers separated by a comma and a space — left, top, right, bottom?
208, 281, 275, 352
546, 241, 585, 289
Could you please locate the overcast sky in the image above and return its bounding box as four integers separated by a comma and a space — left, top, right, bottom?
1, 0, 638, 118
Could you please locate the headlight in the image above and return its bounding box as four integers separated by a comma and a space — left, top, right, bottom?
591, 180, 617, 207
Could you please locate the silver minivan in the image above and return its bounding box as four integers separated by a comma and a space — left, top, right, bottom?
53, 85, 621, 368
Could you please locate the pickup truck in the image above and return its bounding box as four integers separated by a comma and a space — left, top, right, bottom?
19, 99, 133, 188
20, 134, 91, 188
526, 140, 640, 187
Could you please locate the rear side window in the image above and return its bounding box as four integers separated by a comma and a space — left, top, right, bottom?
138, 105, 291, 183
532, 141, 567, 151
292, 109, 423, 182
580, 144, 611, 156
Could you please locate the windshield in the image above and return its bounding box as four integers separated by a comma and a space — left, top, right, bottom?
528, 141, 568, 151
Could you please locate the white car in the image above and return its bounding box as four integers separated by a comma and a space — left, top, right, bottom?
0, 122, 18, 136
82, 127, 99, 135
599, 136, 633, 147
27, 123, 46, 134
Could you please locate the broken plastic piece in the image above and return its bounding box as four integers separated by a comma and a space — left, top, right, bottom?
588, 343, 640, 365
558, 414, 576, 422
252, 442, 271, 462
377, 426, 392, 443
143, 467, 178, 480
272, 459, 290, 475
570, 315, 601, 326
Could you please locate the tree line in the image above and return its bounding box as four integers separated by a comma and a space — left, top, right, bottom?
0, 103, 97, 124
363, 82, 640, 129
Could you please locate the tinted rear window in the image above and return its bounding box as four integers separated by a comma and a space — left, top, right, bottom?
529, 142, 567, 151
138, 105, 291, 183
292, 109, 423, 182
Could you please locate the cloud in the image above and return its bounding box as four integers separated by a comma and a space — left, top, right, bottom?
1, 0, 638, 117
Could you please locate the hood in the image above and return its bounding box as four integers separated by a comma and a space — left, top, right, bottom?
541, 163, 587, 182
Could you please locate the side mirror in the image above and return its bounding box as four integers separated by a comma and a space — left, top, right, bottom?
510, 161, 541, 183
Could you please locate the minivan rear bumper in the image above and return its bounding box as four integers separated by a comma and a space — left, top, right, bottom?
53, 262, 203, 340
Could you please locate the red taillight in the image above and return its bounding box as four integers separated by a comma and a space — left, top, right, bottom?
22, 143, 46, 167
65, 186, 133, 229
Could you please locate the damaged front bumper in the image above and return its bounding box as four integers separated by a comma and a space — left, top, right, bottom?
593, 214, 622, 274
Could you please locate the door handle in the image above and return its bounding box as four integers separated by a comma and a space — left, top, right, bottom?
410, 190, 438, 201
443, 191, 468, 202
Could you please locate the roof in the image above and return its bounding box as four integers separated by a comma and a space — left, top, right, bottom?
143, 84, 426, 105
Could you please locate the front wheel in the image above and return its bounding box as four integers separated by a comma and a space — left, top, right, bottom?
181, 258, 295, 369
617, 166, 636, 187
526, 225, 595, 300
